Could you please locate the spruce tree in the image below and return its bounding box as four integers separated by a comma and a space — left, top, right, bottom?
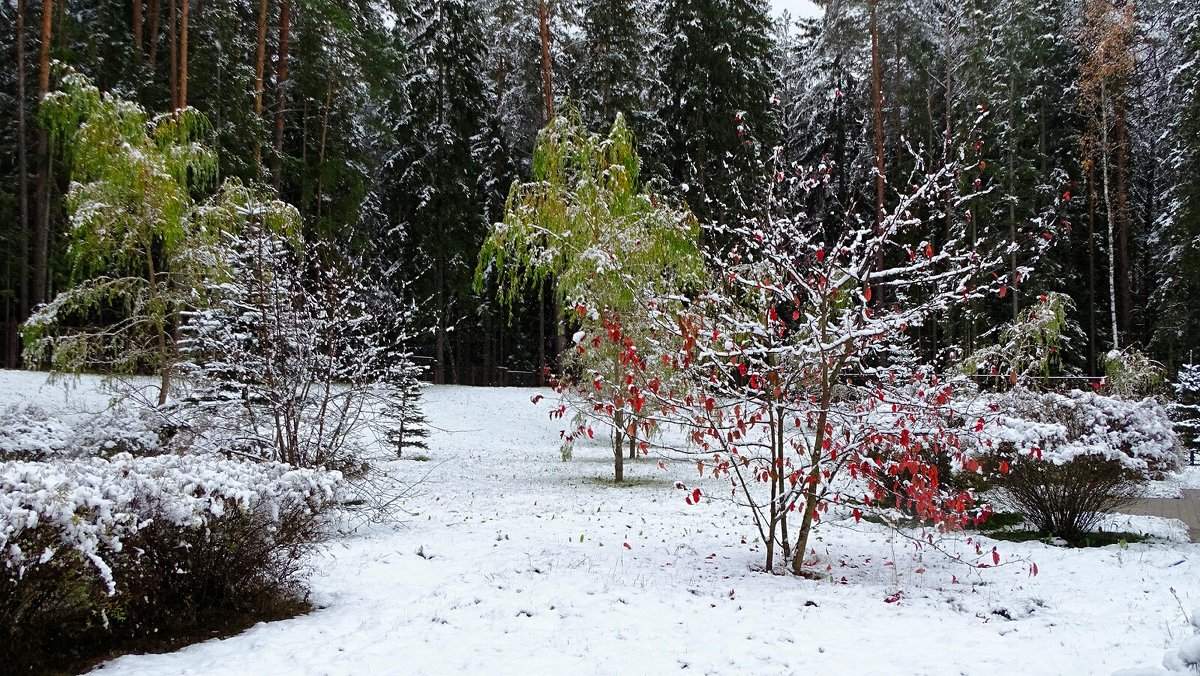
657, 0, 777, 226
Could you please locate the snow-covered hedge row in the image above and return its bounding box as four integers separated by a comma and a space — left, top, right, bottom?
0, 452, 343, 670
0, 403, 173, 460
1, 452, 342, 592
974, 388, 1182, 473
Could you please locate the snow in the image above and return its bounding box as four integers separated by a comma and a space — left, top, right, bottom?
1, 371, 1197, 674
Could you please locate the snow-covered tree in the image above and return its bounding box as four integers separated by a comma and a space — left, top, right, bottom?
180, 181, 426, 474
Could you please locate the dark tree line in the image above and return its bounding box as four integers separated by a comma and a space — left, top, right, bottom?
1, 0, 1198, 380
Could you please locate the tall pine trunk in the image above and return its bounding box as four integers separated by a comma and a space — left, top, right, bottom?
179, 0, 188, 107
32, 0, 53, 311
869, 0, 885, 286
538, 1, 554, 123
132, 0, 143, 50
273, 0, 290, 192
147, 0, 160, 70
13, 0, 30, 367
253, 0, 269, 174
169, 0, 178, 108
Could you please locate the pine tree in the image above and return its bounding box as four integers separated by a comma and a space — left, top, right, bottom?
1148, 0, 1200, 369
381, 0, 490, 383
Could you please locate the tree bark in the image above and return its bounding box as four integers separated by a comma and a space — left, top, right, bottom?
869, 0, 885, 287
179, 0, 188, 108
315, 76, 333, 222
133, 0, 143, 50
31, 0, 53, 311
14, 0, 30, 367
169, 0, 178, 109
1087, 161, 1098, 374
538, 1, 554, 123
148, 0, 161, 70
1007, 73, 1018, 321
612, 406, 625, 483
434, 254, 446, 384
253, 0, 269, 174
1100, 83, 1119, 351
273, 0, 290, 192
1115, 96, 1131, 336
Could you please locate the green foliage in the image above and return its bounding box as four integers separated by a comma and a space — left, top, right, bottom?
962, 292, 1074, 384
477, 107, 703, 316
1101, 348, 1167, 399
24, 70, 217, 384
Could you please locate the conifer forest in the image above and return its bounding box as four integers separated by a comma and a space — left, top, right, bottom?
1, 0, 1197, 381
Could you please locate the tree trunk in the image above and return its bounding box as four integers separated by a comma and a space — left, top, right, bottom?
132, 0, 143, 50
1100, 83, 1119, 351
1007, 73, 1018, 322
1087, 161, 1098, 375
14, 0, 30, 367
1115, 96, 1131, 337
869, 0, 885, 286
628, 418, 637, 459
791, 375, 831, 575
168, 0, 178, 109
147, 0, 160, 70
179, 0, 188, 108
31, 0, 53, 311
537, 281, 546, 385
434, 254, 446, 385
612, 408, 625, 483
538, 1, 554, 123
253, 0, 268, 174
315, 76, 333, 222
144, 248, 171, 406
273, 0, 291, 192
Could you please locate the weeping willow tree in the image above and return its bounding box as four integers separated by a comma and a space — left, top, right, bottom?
476, 107, 703, 480
23, 70, 218, 405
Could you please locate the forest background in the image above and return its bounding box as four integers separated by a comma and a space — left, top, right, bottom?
0, 0, 1197, 382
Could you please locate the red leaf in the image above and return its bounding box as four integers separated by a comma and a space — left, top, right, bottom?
853, 508, 862, 523
925, 243, 933, 258
530, 394, 544, 404
864, 287, 872, 302
692, 488, 702, 504
623, 542, 632, 550
587, 428, 595, 439
991, 548, 1000, 565
816, 248, 825, 262
999, 284, 1007, 299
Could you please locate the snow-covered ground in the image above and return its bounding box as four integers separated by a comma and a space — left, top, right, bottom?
3, 371, 1197, 675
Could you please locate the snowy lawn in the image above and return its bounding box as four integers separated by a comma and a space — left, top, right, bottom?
3, 372, 1195, 675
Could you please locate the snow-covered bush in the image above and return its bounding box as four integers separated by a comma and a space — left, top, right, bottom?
976, 388, 1182, 540
179, 186, 427, 476
0, 403, 176, 461
0, 453, 342, 670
